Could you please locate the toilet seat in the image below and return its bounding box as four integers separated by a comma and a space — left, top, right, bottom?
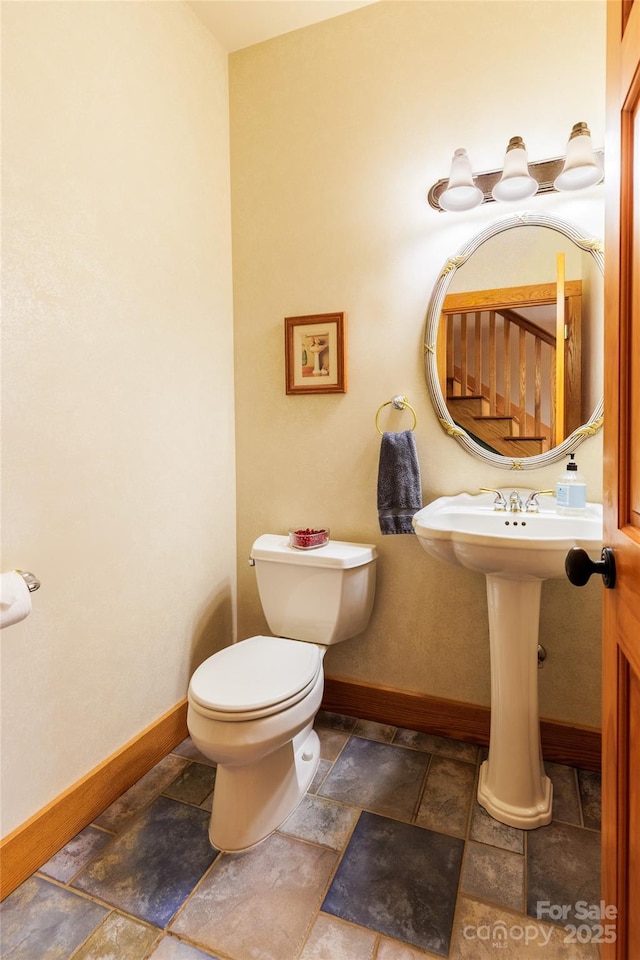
188, 635, 322, 722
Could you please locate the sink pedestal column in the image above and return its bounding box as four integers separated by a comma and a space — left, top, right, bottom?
477, 575, 553, 829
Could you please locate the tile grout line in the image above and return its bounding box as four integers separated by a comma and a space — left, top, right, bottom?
575, 765, 586, 828
411, 750, 434, 823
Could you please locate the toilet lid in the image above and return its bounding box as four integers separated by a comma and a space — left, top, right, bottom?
189, 636, 322, 718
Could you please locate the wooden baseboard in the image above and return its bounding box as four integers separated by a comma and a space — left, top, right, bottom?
0, 699, 188, 901
322, 676, 601, 772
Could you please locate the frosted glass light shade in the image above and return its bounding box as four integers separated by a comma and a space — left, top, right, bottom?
554, 122, 603, 191
491, 136, 538, 202
439, 148, 483, 211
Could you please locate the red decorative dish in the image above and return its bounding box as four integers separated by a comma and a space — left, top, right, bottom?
289, 528, 330, 549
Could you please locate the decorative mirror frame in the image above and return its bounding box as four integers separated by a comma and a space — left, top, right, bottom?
424, 211, 604, 470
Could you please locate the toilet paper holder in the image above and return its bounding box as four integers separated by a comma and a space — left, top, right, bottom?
14, 570, 41, 593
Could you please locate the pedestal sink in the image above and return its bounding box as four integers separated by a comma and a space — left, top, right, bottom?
412, 490, 603, 829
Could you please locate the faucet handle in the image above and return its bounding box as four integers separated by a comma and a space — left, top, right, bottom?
479, 487, 508, 511
525, 489, 555, 512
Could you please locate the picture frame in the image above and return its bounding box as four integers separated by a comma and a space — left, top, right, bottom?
284, 312, 347, 395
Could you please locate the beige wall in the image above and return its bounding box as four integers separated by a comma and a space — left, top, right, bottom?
1, 1, 235, 836
231, 1, 605, 726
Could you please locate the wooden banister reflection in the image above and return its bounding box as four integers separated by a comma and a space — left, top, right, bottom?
438, 279, 582, 457
555, 253, 566, 445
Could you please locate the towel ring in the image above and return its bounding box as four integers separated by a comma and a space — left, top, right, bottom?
375, 395, 418, 435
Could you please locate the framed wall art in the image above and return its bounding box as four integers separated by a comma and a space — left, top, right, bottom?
284, 312, 347, 395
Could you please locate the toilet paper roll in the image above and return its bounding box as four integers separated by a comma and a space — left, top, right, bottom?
1, 571, 32, 629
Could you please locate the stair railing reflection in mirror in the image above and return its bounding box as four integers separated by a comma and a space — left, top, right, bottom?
436, 276, 582, 458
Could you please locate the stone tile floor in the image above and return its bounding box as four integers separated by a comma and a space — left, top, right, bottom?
1, 712, 603, 959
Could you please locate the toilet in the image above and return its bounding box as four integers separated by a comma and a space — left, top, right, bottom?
187, 533, 377, 852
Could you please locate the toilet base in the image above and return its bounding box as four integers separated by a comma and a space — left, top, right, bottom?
209, 723, 320, 852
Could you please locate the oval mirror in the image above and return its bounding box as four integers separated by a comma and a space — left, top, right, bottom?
424, 212, 604, 470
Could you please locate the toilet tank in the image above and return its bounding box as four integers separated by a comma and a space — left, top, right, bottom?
250, 535, 377, 645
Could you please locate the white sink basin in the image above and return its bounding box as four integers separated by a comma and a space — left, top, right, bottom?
412, 489, 603, 830
412, 491, 602, 581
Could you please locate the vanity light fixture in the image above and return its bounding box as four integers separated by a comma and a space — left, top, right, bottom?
491, 136, 538, 202
438, 148, 484, 212
428, 122, 604, 212
553, 122, 604, 191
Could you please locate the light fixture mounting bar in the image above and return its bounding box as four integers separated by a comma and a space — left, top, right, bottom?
427, 153, 603, 212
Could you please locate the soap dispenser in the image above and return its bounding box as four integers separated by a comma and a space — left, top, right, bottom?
556, 453, 587, 514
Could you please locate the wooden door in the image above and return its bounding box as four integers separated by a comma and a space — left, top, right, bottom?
603, 2, 640, 957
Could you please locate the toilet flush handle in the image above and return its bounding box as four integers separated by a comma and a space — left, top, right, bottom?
248, 557, 255, 566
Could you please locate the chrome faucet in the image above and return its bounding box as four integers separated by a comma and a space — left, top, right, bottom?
524, 489, 555, 513
508, 490, 524, 513
480, 488, 554, 513
479, 488, 508, 511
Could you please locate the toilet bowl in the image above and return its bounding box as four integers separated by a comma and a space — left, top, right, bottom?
187, 535, 376, 852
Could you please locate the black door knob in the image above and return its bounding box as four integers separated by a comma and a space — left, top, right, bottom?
565, 546, 616, 589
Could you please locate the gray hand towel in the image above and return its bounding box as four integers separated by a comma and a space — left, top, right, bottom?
377, 430, 423, 534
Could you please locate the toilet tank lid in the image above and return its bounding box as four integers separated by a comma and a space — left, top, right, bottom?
251, 534, 377, 568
